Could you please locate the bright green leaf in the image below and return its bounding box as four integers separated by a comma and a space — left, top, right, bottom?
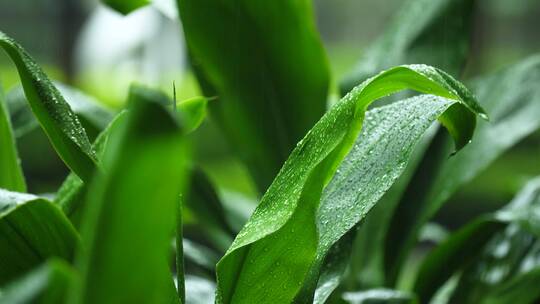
216, 64, 486, 303
0, 31, 98, 182
0, 189, 79, 286
72, 96, 188, 304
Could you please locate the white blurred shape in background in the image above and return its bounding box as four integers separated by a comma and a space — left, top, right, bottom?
75, 0, 185, 107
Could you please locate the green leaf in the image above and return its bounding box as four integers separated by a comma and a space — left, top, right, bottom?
185, 168, 234, 252
0, 189, 79, 286
216, 64, 486, 303
384, 54, 540, 285
0, 81, 26, 192
56, 85, 208, 229
478, 267, 540, 304
72, 97, 188, 304
102, 0, 150, 15
5, 83, 114, 140
413, 177, 540, 303
178, 0, 330, 191
304, 94, 477, 302
0, 259, 75, 304
0, 31, 98, 182
340, 0, 476, 94
55, 111, 127, 224
176, 96, 208, 135
342, 289, 417, 304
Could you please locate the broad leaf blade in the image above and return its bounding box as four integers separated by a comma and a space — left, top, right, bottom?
0, 32, 98, 182
216, 65, 485, 303
178, 0, 330, 191
384, 55, 540, 285
73, 97, 188, 304
0, 81, 26, 192
0, 189, 79, 286
341, 0, 476, 94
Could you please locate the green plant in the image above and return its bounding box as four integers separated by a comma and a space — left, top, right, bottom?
1, 0, 540, 303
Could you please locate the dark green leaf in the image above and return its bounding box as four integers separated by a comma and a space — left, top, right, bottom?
72, 98, 188, 304
384, 55, 540, 285
185, 168, 234, 252
0, 81, 26, 192
0, 31, 98, 182
0, 189, 79, 286
414, 177, 540, 303
340, 0, 476, 94
216, 65, 485, 303
178, 0, 330, 191
0, 259, 75, 304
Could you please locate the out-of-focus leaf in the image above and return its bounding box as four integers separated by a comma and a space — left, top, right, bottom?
178, 0, 330, 191
72, 98, 188, 304
478, 267, 540, 304
0, 31, 98, 182
384, 55, 540, 285
342, 289, 417, 304
56, 86, 206, 225
102, 0, 150, 15
0, 259, 75, 304
450, 234, 540, 304
443, 178, 540, 304
185, 168, 234, 252
414, 177, 540, 303
176, 96, 208, 134
216, 65, 485, 303
0, 189, 79, 286
341, 0, 476, 94
0, 81, 25, 192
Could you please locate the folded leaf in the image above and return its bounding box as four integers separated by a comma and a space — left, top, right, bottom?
216, 64, 486, 303
178, 0, 330, 191
341, 0, 476, 94
0, 81, 26, 192
0, 259, 75, 304
0, 189, 79, 286
72, 97, 188, 304
384, 54, 540, 285
0, 32, 98, 182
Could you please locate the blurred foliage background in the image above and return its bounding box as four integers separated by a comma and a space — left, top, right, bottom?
0, 0, 539, 235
